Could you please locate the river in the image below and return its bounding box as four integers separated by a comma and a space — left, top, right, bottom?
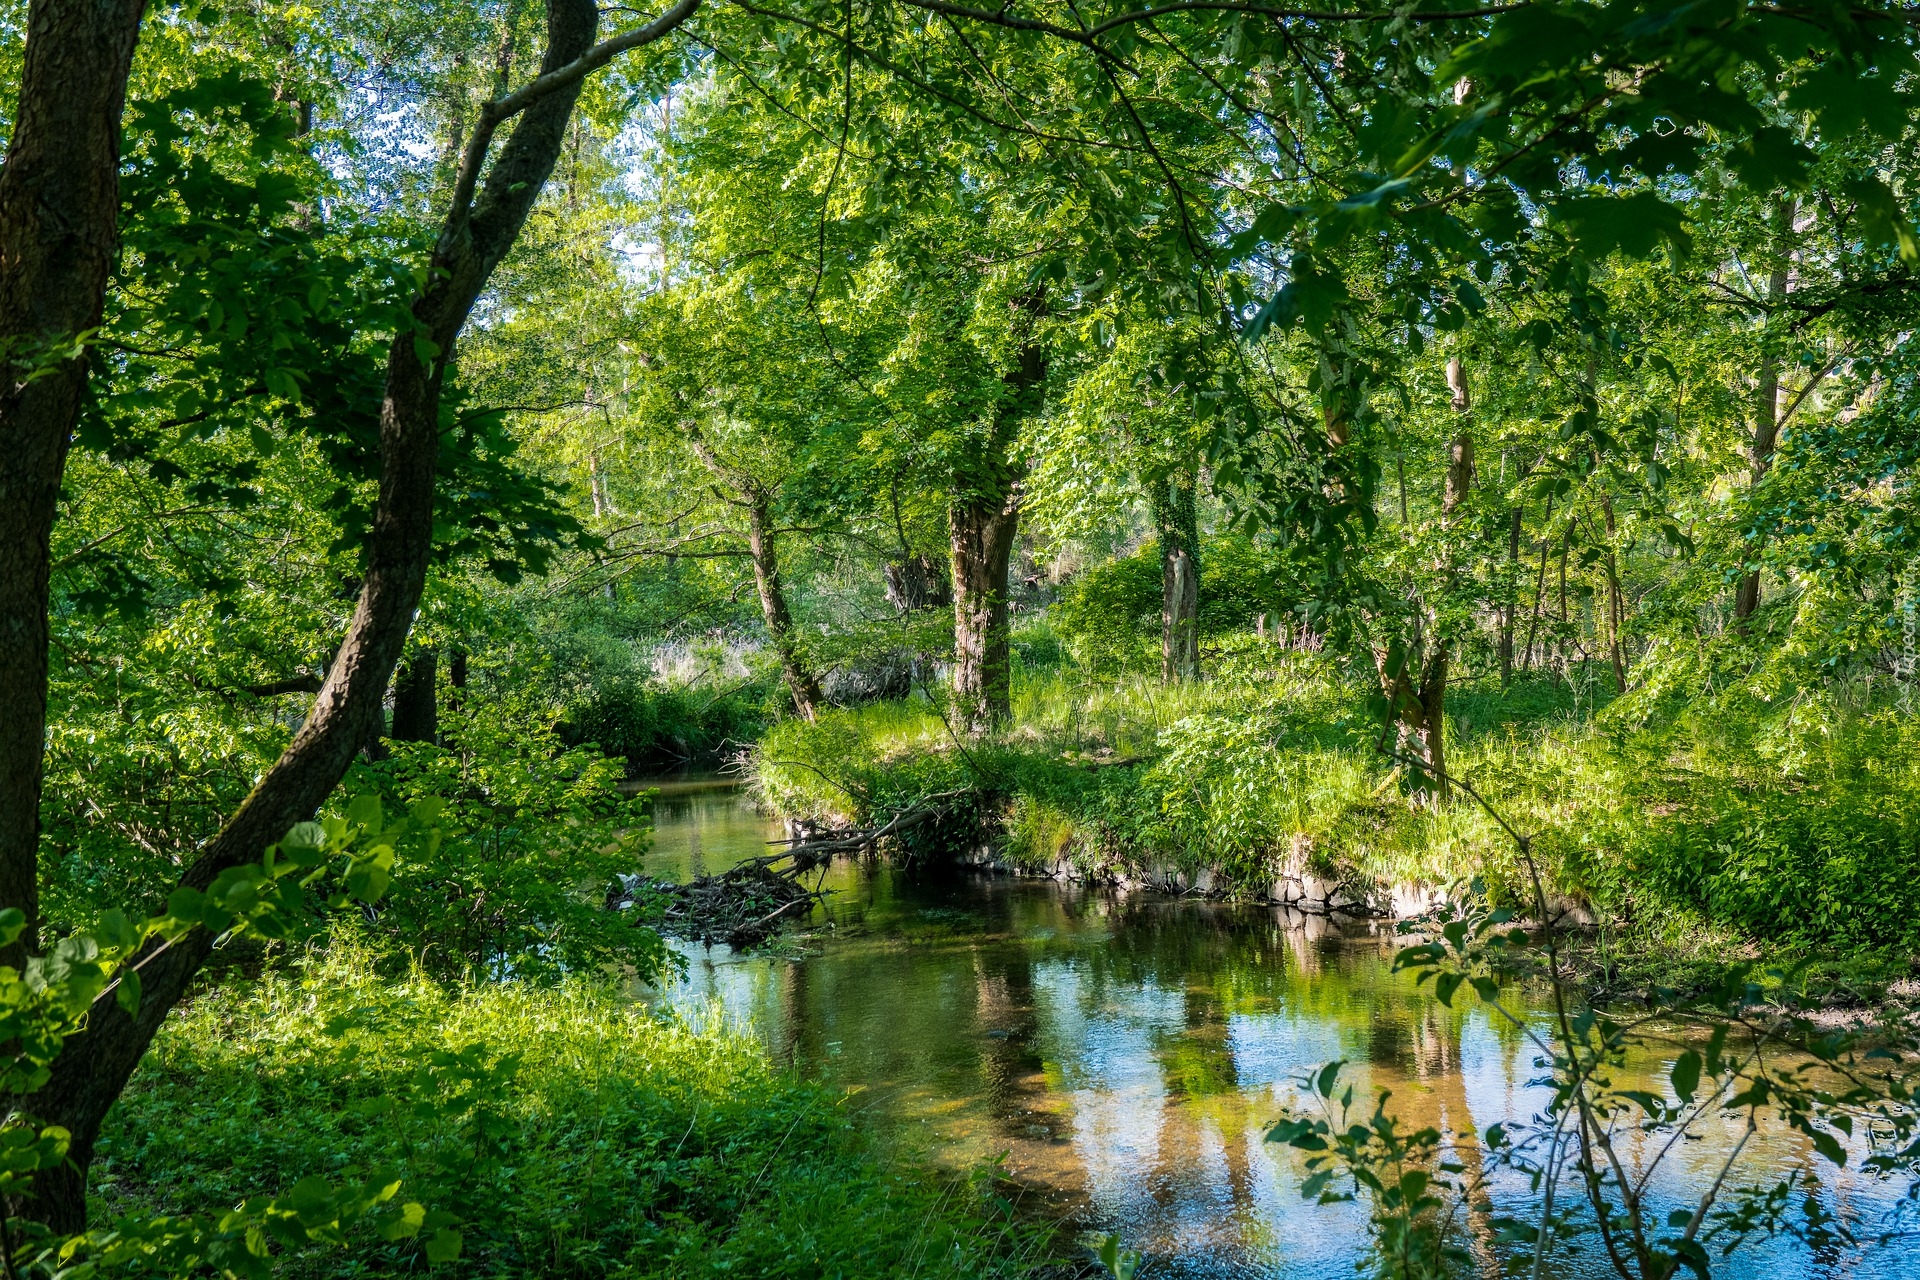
633, 778, 1918, 1279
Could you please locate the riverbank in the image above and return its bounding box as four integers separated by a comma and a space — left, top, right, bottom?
754, 644, 1920, 969
93, 945, 1051, 1279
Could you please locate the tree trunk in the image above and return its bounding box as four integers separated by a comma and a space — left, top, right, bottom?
1735, 197, 1796, 624
948, 290, 1045, 733
0, 0, 151, 972
745, 492, 823, 721
883, 553, 948, 613
1498, 505, 1521, 685
1521, 494, 1554, 672
25, 0, 629, 1230
390, 649, 438, 743
1150, 468, 1201, 683
1600, 496, 1628, 694
949, 496, 1020, 733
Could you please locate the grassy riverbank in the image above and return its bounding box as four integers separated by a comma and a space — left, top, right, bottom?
93, 945, 1048, 1279
757, 639, 1920, 968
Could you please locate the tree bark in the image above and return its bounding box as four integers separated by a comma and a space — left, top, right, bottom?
0, 0, 151, 971
25, 0, 631, 1230
1520, 494, 1554, 672
949, 496, 1020, 732
883, 554, 948, 612
1150, 468, 1201, 684
948, 291, 1046, 733
1735, 197, 1795, 624
389, 649, 438, 743
745, 492, 823, 721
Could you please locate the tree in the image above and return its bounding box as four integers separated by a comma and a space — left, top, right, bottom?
3, 0, 701, 1229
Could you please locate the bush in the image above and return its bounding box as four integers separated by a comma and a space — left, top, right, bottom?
559, 678, 771, 770
1049, 536, 1299, 673
95, 954, 1042, 1279
348, 702, 673, 982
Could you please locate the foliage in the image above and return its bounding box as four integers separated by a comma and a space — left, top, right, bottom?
345, 705, 674, 983
92, 953, 1046, 1280
1263, 889, 1920, 1279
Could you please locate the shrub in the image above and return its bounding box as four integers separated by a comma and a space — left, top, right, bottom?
95, 954, 1042, 1279
348, 702, 672, 982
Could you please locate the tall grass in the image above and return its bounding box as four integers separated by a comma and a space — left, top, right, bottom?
756, 635, 1920, 956
95, 942, 1047, 1279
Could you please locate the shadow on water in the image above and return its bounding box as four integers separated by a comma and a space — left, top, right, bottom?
632, 781, 1920, 1280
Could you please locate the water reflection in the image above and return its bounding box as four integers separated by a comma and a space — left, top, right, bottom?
636, 785, 1918, 1279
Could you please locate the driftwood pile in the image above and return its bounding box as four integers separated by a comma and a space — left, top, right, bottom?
614, 858, 825, 949
610, 800, 951, 950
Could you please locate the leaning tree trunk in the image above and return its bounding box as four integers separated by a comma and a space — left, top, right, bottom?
745, 492, 823, 721
949, 496, 1020, 733
0, 0, 151, 972
1150, 468, 1201, 684
25, 0, 659, 1230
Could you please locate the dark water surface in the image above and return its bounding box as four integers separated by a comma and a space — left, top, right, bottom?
635, 782, 1918, 1279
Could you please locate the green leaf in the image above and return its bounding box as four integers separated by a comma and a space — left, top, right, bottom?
114, 968, 142, 1017
424, 1227, 462, 1264
1670, 1049, 1701, 1104
378, 1201, 427, 1241
1551, 192, 1691, 261
1315, 1061, 1344, 1097
347, 794, 383, 831
1842, 175, 1919, 264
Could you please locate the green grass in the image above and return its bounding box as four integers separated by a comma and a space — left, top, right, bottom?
756, 633, 1920, 965
93, 943, 1048, 1279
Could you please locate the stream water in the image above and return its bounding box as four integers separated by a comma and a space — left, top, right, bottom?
634, 779, 1919, 1278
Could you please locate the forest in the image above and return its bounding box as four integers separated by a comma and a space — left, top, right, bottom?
4, 0, 1920, 1275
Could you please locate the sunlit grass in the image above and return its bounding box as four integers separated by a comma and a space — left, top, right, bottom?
96, 942, 1050, 1279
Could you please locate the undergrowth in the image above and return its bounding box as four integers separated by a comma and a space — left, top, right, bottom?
757, 634, 1920, 966
93, 944, 1048, 1279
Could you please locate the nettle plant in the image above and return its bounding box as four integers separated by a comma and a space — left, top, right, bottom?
0, 796, 461, 1278
1267, 863, 1920, 1280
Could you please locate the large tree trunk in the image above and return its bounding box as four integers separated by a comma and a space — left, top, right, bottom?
1150, 468, 1201, 684
949, 496, 1020, 733
1735, 197, 1796, 624
948, 293, 1046, 734
745, 492, 823, 721
25, 0, 632, 1230
0, 0, 151, 972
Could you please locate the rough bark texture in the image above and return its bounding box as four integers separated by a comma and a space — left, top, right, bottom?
949, 497, 1021, 732
390, 649, 438, 743
1734, 197, 1797, 624
746, 493, 823, 721
0, 0, 151, 970
948, 294, 1046, 733
883, 554, 949, 613
26, 0, 618, 1230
